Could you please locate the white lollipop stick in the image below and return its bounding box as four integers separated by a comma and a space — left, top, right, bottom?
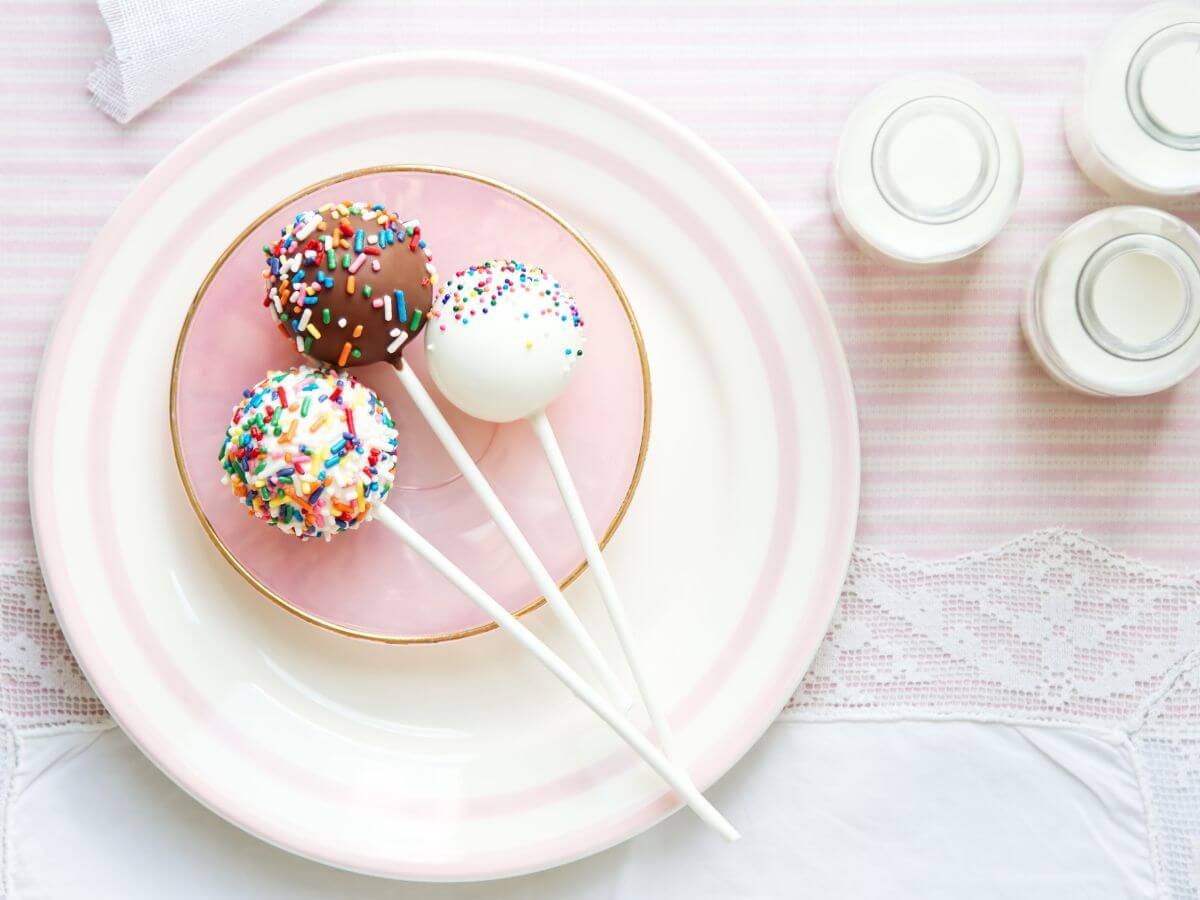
372, 503, 738, 841
529, 410, 675, 758
394, 363, 631, 710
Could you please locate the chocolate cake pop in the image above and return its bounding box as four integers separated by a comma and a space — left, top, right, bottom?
219, 366, 397, 540
424, 260, 585, 422
261, 202, 437, 368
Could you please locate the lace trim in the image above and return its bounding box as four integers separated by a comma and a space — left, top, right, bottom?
1131, 652, 1200, 900
1, 722, 10, 900
779, 529, 1200, 900
10, 530, 1196, 733
787, 529, 1200, 728
0, 559, 106, 727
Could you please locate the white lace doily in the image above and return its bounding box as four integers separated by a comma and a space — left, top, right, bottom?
2, 529, 1197, 895
784, 529, 1200, 898
0, 562, 104, 728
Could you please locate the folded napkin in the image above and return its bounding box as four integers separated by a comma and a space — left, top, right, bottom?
88, 0, 328, 123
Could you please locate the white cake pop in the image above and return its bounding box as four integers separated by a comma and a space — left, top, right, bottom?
425, 259, 677, 761
424, 260, 585, 422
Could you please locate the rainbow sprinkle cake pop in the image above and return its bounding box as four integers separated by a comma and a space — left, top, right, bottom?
424, 260, 586, 423
219, 366, 397, 540
261, 201, 437, 368
213, 370, 736, 842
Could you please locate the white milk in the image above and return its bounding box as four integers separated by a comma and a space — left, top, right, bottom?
1066, 3, 1200, 200
1138, 31, 1200, 141
1089, 249, 1188, 352
1023, 207, 1200, 397
831, 74, 1021, 267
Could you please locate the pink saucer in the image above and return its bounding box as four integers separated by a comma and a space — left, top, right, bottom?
172, 168, 648, 642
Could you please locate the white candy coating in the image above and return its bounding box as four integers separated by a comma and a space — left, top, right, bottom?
424, 260, 586, 423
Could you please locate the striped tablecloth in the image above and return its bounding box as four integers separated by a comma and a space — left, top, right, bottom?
5, 4, 1200, 898
2, 0, 1198, 570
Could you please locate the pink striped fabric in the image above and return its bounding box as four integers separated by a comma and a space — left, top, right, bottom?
4, 0, 1198, 564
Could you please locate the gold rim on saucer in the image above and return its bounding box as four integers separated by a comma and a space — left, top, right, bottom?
169, 165, 651, 644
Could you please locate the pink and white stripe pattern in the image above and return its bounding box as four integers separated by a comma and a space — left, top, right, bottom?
3, 0, 1199, 567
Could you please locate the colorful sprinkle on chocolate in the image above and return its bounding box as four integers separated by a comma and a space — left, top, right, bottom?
260, 201, 438, 368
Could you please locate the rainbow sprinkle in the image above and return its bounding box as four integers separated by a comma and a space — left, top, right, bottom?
218, 366, 398, 541
260, 201, 438, 365
426, 260, 586, 371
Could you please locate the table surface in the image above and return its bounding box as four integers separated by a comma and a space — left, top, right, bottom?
2, 2, 1200, 898
2, 0, 1199, 571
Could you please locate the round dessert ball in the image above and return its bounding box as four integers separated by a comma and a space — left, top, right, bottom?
424, 260, 586, 423
219, 366, 398, 540
261, 201, 437, 368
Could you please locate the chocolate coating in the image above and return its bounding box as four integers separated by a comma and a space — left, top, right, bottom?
261, 204, 436, 368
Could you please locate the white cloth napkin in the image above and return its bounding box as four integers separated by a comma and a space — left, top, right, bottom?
88, 0, 328, 123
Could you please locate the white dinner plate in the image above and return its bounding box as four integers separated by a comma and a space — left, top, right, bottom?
30, 53, 859, 881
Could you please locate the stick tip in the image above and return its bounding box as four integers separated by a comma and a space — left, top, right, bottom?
701, 807, 740, 842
